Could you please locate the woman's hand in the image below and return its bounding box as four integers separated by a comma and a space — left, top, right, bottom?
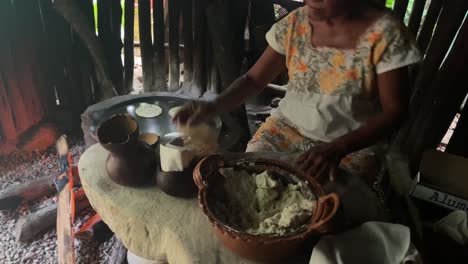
172, 100, 218, 127
296, 142, 347, 182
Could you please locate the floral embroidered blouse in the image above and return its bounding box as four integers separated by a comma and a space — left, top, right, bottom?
266, 7, 421, 142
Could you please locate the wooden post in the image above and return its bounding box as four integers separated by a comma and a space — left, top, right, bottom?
77, 0, 96, 106
182, 0, 194, 88
409, 0, 467, 122
417, 0, 443, 54
110, 0, 124, 93
124, 0, 135, 94
192, 0, 206, 96
153, 0, 167, 90
138, 0, 155, 92
205, 0, 251, 146
393, 0, 410, 21
168, 0, 181, 91
408, 0, 427, 35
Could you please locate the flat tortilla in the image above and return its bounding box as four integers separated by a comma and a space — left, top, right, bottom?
135, 103, 163, 118
168, 106, 183, 119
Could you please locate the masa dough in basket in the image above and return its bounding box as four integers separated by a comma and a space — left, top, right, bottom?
176, 124, 218, 157
213, 169, 316, 236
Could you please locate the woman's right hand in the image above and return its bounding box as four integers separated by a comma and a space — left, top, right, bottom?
172, 100, 218, 126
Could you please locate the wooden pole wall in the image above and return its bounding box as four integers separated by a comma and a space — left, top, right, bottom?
138, 0, 154, 91
124, 0, 135, 94
168, 0, 181, 91
153, 0, 167, 90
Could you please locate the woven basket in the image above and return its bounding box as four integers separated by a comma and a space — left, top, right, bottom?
193, 154, 340, 262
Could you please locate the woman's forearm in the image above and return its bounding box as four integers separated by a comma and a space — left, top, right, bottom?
333, 110, 404, 155
212, 74, 265, 114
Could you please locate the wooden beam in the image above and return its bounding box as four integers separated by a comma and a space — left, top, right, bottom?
54, 0, 117, 100
393, 0, 410, 21
191, 0, 206, 96
182, 0, 194, 88
109, 0, 124, 93
153, 0, 167, 90
168, 0, 181, 91
0, 166, 80, 211
408, 0, 427, 35
15, 189, 90, 243
417, 0, 443, 54
0, 176, 55, 211
124, 0, 135, 94
138, 0, 154, 92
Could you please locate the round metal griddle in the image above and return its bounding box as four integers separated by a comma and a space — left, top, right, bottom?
89, 96, 222, 139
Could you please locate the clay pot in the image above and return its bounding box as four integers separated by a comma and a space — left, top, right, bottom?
193, 154, 340, 263
97, 114, 156, 186
155, 161, 197, 198
138, 133, 160, 149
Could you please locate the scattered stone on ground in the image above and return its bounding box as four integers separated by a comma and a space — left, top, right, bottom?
0, 136, 116, 264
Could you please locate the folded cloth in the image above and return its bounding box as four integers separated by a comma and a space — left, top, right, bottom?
160, 138, 194, 172
310, 222, 422, 264
432, 210, 468, 245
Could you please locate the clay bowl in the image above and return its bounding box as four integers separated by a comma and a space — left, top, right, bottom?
193, 154, 340, 263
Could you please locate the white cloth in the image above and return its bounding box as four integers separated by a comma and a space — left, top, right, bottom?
127, 251, 167, 264
159, 140, 194, 172
432, 210, 468, 245
310, 222, 422, 264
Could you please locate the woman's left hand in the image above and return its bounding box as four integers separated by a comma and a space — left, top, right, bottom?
296, 142, 347, 182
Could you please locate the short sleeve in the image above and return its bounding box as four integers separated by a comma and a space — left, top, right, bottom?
265, 14, 291, 55
373, 18, 422, 74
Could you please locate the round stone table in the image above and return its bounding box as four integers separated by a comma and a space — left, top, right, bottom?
79, 144, 314, 264
79, 144, 265, 263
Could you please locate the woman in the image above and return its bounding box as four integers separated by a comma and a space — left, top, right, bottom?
174, 0, 421, 183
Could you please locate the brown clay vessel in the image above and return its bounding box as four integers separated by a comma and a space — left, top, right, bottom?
155, 161, 197, 198
193, 154, 340, 263
97, 114, 156, 186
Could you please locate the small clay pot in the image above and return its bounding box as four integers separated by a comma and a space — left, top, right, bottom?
156, 161, 197, 198
138, 133, 160, 149
97, 114, 156, 186
193, 154, 340, 263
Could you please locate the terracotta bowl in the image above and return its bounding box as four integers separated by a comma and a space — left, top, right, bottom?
193, 154, 340, 263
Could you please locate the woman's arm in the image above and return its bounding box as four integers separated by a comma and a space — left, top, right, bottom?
334, 67, 409, 154
174, 47, 286, 126
213, 47, 286, 112
298, 67, 409, 180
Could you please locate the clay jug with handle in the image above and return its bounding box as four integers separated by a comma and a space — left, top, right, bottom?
97, 114, 156, 186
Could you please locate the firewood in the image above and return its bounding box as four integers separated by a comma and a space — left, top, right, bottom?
15, 189, 90, 243
0, 166, 80, 210
110, 239, 128, 264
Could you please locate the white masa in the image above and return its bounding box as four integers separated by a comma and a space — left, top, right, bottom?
78, 144, 258, 264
